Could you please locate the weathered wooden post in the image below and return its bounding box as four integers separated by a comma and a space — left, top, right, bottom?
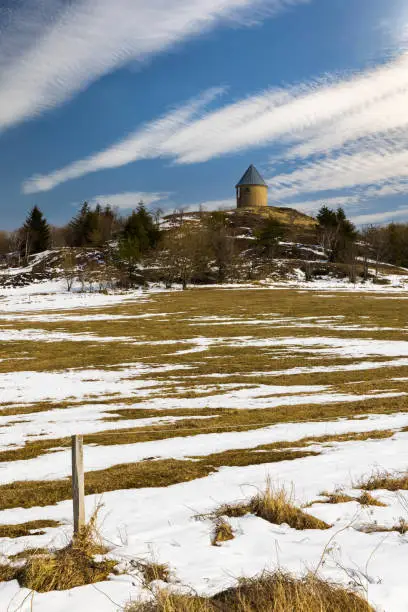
71, 435, 85, 534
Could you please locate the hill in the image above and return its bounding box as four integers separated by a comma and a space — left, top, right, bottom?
1, 206, 407, 289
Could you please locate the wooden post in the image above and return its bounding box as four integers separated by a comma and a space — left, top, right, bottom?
71, 435, 85, 535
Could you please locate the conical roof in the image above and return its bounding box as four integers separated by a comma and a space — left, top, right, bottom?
235, 164, 267, 188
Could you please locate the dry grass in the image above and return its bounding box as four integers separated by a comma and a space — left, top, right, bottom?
131, 560, 171, 586
319, 491, 386, 507
126, 571, 373, 611
211, 518, 234, 547
0, 520, 60, 538
359, 469, 408, 491
358, 491, 386, 507
208, 481, 330, 531
320, 491, 355, 504
0, 507, 117, 592
0, 408, 397, 466
0, 427, 398, 511
358, 518, 408, 535
0, 447, 316, 511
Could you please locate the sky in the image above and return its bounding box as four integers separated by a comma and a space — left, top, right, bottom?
1, 0, 408, 230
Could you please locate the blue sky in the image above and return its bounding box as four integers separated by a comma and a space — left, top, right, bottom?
1, 0, 408, 229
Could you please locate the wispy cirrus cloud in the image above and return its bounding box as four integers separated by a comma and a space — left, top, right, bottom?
288, 195, 362, 215
24, 50, 408, 207
351, 206, 408, 226
88, 191, 169, 210
23, 87, 223, 194
0, 0, 308, 134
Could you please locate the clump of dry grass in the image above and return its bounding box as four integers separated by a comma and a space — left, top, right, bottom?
358, 518, 408, 534
10, 547, 49, 561
319, 490, 386, 507
126, 571, 373, 611
131, 560, 171, 586
357, 491, 386, 507
205, 481, 330, 531
249, 483, 330, 530
0, 563, 19, 582
320, 491, 355, 504
211, 518, 234, 547
359, 469, 408, 492
0, 507, 117, 592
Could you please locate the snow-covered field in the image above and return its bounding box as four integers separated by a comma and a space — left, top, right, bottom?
1, 278, 408, 610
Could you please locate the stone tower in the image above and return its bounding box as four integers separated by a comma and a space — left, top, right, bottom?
236, 164, 268, 209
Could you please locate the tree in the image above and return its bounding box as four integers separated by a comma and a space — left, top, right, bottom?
122, 203, 160, 252
67, 202, 120, 247
254, 217, 286, 258
20, 206, 50, 257
68, 202, 95, 247
205, 212, 236, 282
316, 206, 356, 263
61, 249, 77, 291
116, 236, 142, 287
159, 225, 210, 289
0, 231, 10, 257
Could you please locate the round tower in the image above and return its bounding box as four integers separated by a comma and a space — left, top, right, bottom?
236, 164, 268, 209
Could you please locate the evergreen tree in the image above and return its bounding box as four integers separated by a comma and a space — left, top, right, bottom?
68, 202, 97, 247
254, 217, 286, 258
317, 205, 356, 262
21, 206, 50, 256
122, 203, 160, 253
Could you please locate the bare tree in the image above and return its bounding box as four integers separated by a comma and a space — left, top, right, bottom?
361, 225, 388, 277
159, 224, 210, 289
61, 249, 77, 291
205, 211, 237, 282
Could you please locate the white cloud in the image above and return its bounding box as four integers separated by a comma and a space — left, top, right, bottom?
0, 0, 307, 133
351, 207, 408, 226
169, 53, 408, 164
24, 50, 408, 203
23, 87, 223, 193
88, 191, 169, 209
268, 144, 408, 200
288, 195, 362, 215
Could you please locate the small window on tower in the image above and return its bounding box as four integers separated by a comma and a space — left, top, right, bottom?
245, 187, 250, 193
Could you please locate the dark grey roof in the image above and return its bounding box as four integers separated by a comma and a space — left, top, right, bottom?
235, 164, 267, 188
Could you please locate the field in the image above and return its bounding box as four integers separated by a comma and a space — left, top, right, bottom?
1, 281, 408, 611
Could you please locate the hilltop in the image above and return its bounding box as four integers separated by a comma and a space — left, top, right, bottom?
1, 205, 407, 290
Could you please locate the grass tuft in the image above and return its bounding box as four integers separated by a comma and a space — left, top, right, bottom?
357, 491, 386, 507
320, 491, 355, 504
211, 518, 234, 547
205, 480, 330, 531
131, 560, 171, 586
359, 469, 408, 492
0, 506, 117, 592
319, 490, 386, 507
126, 571, 373, 611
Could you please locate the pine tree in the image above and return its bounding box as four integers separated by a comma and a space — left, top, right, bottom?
317, 205, 356, 262
68, 202, 100, 247
68, 202, 119, 247
254, 217, 286, 258
21, 206, 50, 257
122, 202, 160, 253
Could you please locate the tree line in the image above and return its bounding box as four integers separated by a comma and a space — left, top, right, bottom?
0, 202, 407, 288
